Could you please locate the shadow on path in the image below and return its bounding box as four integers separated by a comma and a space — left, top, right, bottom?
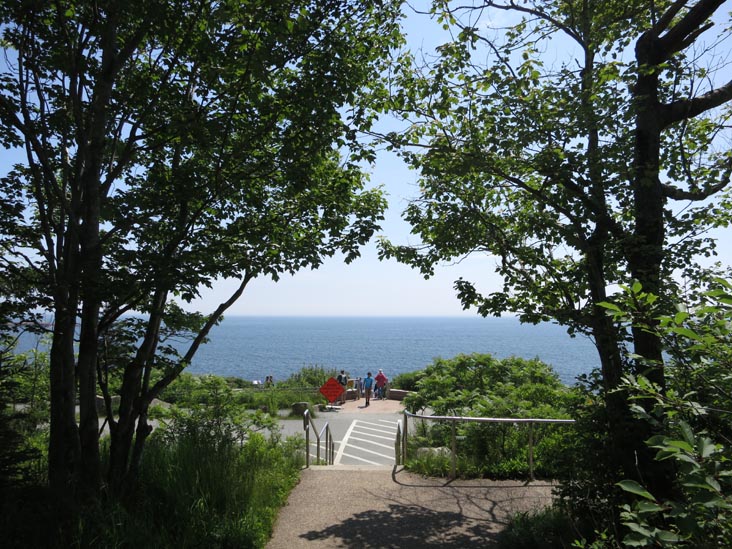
267, 468, 553, 548
300, 503, 500, 548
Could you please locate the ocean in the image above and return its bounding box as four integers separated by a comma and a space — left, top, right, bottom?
187, 316, 599, 386
12, 316, 600, 386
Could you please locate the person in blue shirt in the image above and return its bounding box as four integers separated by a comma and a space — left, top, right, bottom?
362, 372, 375, 407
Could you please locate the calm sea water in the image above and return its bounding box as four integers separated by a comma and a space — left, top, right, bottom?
187, 316, 599, 385
13, 316, 600, 385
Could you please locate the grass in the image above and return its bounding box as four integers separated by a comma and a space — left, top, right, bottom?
1, 415, 305, 548
495, 506, 581, 548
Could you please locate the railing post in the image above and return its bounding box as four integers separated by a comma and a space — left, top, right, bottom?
395, 424, 401, 466
402, 411, 408, 465
450, 419, 457, 479
330, 432, 335, 465
528, 421, 535, 481
317, 431, 321, 464
304, 410, 310, 468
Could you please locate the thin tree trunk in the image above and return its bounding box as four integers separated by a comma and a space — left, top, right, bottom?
107, 290, 167, 492
48, 304, 80, 497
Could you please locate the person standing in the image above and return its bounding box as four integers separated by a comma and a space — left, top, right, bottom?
375, 369, 388, 400
336, 369, 348, 405
363, 372, 374, 407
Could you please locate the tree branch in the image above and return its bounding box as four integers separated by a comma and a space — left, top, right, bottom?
656, 0, 726, 60
663, 154, 732, 200
663, 79, 732, 126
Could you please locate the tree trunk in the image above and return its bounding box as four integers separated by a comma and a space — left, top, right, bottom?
48, 303, 80, 497
107, 291, 166, 492
76, 299, 101, 497
48, 228, 82, 497
623, 26, 675, 501
586, 244, 642, 485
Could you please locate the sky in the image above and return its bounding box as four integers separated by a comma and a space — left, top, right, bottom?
189, 4, 732, 317
3, 4, 731, 318
192, 5, 501, 317
192, 148, 505, 317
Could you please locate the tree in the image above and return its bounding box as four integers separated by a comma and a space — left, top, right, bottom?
0, 0, 403, 498
378, 0, 732, 496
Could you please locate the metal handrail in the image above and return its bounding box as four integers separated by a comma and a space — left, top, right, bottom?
303, 409, 335, 466
401, 410, 575, 480
395, 421, 402, 466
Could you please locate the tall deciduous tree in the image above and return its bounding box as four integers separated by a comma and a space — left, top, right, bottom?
0, 0, 403, 498
378, 0, 732, 496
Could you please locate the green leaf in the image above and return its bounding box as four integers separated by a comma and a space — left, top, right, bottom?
668, 326, 703, 340
697, 437, 717, 458
656, 530, 682, 543
666, 440, 694, 453
622, 533, 650, 547
679, 422, 695, 446
635, 501, 664, 514
617, 480, 657, 501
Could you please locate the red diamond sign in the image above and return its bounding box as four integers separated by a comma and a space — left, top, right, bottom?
319, 377, 345, 404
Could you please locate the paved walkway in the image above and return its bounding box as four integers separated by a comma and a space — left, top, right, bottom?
268, 399, 555, 548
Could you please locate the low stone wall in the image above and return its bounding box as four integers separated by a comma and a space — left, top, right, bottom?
344, 388, 410, 401
387, 389, 409, 401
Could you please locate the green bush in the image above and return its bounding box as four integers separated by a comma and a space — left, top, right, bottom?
391, 370, 425, 391
278, 364, 338, 388
496, 506, 580, 549
403, 353, 574, 478
67, 404, 303, 548
553, 278, 732, 547
160, 368, 333, 413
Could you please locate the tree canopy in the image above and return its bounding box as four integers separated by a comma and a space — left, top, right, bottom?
0, 0, 403, 496
377, 0, 732, 495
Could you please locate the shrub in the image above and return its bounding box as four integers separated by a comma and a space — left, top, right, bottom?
278, 364, 338, 388
496, 506, 579, 549
575, 278, 732, 547
391, 370, 425, 391
403, 353, 573, 478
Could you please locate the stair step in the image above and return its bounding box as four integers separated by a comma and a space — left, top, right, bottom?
307, 464, 394, 471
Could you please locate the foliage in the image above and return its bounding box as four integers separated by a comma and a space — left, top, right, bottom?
0, 0, 404, 494
0, 368, 305, 548
605, 280, 732, 547
0, 350, 36, 489
404, 353, 571, 416
157, 368, 337, 415
376, 0, 732, 496
378, 0, 732, 329
130, 422, 303, 548
0, 346, 47, 488
277, 365, 339, 389
160, 375, 280, 447
391, 369, 425, 391
496, 506, 579, 549
551, 371, 627, 544
404, 353, 574, 478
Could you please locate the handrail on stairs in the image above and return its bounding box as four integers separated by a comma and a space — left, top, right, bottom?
303, 409, 335, 466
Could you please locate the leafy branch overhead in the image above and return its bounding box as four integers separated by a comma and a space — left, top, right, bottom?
0, 0, 404, 497
374, 0, 732, 504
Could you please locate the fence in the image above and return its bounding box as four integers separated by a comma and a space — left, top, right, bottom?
397, 410, 575, 479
